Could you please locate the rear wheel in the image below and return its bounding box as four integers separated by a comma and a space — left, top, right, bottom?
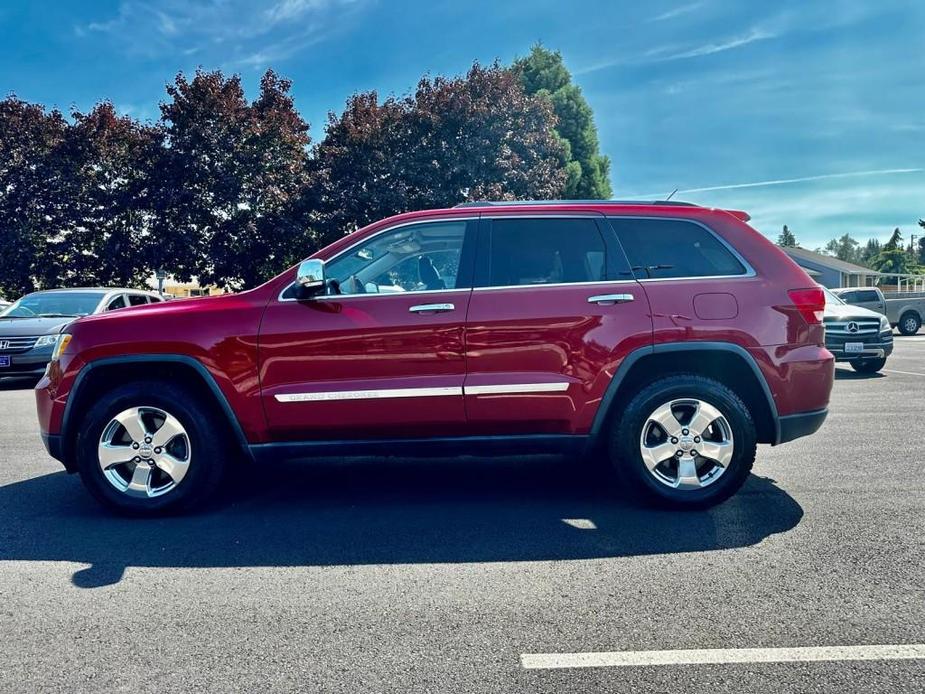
850, 357, 887, 373
76, 380, 229, 515
610, 374, 756, 508
898, 312, 921, 336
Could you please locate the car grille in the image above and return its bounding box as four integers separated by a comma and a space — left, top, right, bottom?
0, 336, 40, 353
825, 320, 880, 337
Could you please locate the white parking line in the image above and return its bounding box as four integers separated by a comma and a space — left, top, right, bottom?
883, 368, 925, 377
520, 644, 925, 670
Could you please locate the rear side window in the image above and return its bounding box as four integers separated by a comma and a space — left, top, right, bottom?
609, 218, 747, 280
857, 290, 880, 302
484, 218, 606, 287
106, 295, 127, 310
127, 294, 147, 306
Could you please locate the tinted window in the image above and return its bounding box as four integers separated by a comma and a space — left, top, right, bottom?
128, 294, 148, 306
149, 296, 163, 303
840, 291, 859, 303
324, 221, 470, 295
857, 290, 880, 302
485, 218, 606, 287
106, 295, 127, 310
609, 218, 747, 280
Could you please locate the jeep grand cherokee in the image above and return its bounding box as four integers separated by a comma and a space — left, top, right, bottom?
35, 201, 834, 514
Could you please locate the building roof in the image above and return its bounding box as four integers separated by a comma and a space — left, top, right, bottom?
782, 246, 878, 275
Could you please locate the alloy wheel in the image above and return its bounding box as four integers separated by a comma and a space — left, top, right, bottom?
97, 406, 192, 498
639, 398, 734, 490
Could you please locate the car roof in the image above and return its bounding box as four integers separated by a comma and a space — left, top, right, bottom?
26, 288, 158, 295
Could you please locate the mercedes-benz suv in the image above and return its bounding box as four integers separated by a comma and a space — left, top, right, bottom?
35, 201, 835, 515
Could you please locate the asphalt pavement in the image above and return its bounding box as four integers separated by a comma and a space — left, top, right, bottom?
0, 338, 923, 692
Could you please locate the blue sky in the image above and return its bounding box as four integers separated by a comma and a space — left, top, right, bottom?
2, 0, 923, 248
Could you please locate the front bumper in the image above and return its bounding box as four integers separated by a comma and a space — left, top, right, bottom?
825, 332, 893, 362
0, 349, 52, 377
778, 408, 828, 444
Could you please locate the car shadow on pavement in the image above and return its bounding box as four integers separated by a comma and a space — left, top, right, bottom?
833, 368, 885, 380
0, 457, 803, 589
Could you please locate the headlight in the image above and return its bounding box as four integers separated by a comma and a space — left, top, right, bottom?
50, 333, 72, 361
880, 316, 890, 331
34, 335, 59, 349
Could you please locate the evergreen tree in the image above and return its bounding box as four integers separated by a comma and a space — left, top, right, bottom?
860, 238, 882, 265
512, 45, 612, 199
884, 227, 903, 251
777, 224, 797, 247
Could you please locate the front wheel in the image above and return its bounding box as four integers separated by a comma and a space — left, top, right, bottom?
850, 357, 887, 373
610, 374, 756, 509
898, 312, 921, 336
75, 380, 229, 515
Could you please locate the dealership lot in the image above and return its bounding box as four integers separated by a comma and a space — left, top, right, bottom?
1, 339, 923, 692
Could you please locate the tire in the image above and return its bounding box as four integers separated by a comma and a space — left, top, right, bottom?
609, 374, 756, 509
850, 357, 887, 373
898, 312, 921, 336
75, 380, 229, 515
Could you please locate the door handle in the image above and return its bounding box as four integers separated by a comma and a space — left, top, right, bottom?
409, 303, 455, 314
588, 293, 634, 305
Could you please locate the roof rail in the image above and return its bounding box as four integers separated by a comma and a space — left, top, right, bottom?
452, 199, 698, 208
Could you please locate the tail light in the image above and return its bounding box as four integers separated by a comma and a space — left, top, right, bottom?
787, 287, 825, 325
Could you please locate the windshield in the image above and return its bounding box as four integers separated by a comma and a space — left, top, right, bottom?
820, 286, 845, 306
0, 292, 105, 318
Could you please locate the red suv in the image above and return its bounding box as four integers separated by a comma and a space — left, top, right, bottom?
35, 201, 834, 514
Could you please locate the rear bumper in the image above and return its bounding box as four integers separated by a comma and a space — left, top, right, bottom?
777, 408, 828, 444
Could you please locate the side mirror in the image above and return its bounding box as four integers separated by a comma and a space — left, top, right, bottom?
297, 259, 325, 290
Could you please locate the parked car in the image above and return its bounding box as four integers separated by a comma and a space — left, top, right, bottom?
0, 288, 163, 378
820, 286, 892, 373
35, 201, 834, 515
832, 286, 925, 335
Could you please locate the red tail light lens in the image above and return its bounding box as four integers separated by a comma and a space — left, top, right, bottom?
787, 287, 825, 325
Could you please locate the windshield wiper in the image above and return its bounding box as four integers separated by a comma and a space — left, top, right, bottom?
37, 313, 80, 318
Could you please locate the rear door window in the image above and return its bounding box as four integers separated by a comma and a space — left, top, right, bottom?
480, 218, 607, 287
127, 294, 148, 307
608, 218, 747, 280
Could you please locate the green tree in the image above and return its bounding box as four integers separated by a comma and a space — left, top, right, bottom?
777, 224, 797, 247
860, 238, 882, 266
883, 227, 903, 251
918, 219, 925, 265
822, 233, 860, 263
513, 45, 612, 199
314, 62, 568, 245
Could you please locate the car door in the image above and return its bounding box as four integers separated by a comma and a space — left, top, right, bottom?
259, 218, 477, 441
463, 214, 653, 436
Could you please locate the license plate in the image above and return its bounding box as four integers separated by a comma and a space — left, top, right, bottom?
845, 342, 865, 353
0, 356, 9, 367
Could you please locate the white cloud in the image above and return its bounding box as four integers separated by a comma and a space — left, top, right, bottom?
660, 27, 776, 60
649, 2, 704, 22
80, 0, 369, 66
